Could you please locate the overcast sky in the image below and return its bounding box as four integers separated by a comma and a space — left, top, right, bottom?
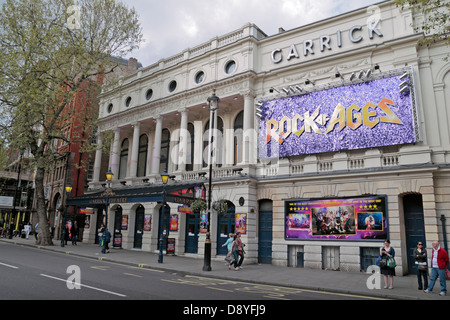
121, 0, 384, 67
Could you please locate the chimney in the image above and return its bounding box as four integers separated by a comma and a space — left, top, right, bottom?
128, 57, 138, 72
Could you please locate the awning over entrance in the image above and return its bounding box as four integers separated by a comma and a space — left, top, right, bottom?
67, 181, 205, 208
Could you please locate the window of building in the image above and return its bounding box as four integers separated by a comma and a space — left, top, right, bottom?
137, 134, 148, 177
233, 111, 243, 165
203, 117, 223, 168
118, 138, 129, 180
146, 89, 153, 101
107, 103, 113, 113
159, 129, 170, 173
186, 123, 195, 171
225, 60, 236, 74
125, 96, 132, 107
195, 71, 205, 84
168, 80, 177, 93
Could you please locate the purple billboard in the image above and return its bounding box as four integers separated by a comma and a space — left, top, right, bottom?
258, 72, 417, 158
285, 195, 388, 241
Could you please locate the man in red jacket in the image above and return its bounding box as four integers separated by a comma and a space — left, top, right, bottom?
424, 241, 449, 296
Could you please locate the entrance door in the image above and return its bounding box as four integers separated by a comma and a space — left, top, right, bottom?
134, 206, 145, 249
185, 212, 199, 253
258, 200, 273, 264
113, 207, 123, 248
404, 194, 426, 274
217, 203, 235, 255
95, 208, 104, 245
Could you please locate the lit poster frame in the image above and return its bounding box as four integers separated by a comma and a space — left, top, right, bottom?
285, 195, 388, 241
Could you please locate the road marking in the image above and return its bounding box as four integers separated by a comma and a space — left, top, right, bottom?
40, 274, 127, 297
123, 273, 142, 278
206, 286, 233, 293
91, 266, 110, 271
264, 295, 291, 300
0, 262, 19, 269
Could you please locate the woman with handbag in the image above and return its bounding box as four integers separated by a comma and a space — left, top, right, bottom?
414, 241, 428, 290
380, 239, 396, 289
232, 232, 245, 271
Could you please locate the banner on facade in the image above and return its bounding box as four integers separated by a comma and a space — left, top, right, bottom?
285, 195, 387, 241
259, 68, 418, 158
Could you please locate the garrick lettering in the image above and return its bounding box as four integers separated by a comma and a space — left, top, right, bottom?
271, 19, 383, 64
265, 98, 402, 144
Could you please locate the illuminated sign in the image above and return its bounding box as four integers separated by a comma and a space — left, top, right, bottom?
258, 71, 418, 158
285, 195, 388, 241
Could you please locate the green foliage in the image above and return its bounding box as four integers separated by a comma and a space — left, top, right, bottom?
0, 0, 143, 245
396, 0, 450, 48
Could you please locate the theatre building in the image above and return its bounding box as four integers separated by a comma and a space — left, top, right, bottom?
71, 0, 450, 275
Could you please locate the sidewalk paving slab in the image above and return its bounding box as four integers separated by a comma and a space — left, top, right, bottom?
1, 237, 449, 300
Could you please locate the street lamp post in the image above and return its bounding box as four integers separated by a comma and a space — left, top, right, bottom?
60, 183, 73, 247
101, 168, 115, 254
158, 171, 170, 263
203, 90, 219, 271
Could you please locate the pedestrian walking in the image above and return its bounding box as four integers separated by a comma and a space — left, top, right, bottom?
64, 223, 70, 245
414, 241, 428, 290
101, 229, 111, 253
24, 222, 32, 239
34, 222, 38, 240
232, 232, 245, 271
222, 233, 234, 269
380, 239, 395, 289
424, 241, 449, 296
71, 221, 78, 245
98, 224, 104, 246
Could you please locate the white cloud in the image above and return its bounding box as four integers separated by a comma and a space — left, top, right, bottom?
121, 0, 382, 67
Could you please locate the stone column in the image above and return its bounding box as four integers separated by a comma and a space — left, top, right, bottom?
177, 109, 189, 172
92, 131, 103, 183
243, 92, 255, 164
151, 116, 163, 174
110, 128, 121, 180
129, 121, 141, 178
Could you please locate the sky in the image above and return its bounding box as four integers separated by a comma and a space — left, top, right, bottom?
120, 0, 384, 67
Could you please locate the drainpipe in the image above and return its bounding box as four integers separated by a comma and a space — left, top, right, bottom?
440, 215, 448, 256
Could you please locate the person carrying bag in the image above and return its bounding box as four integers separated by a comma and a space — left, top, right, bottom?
414, 241, 428, 290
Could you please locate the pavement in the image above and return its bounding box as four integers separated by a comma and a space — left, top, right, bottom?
1, 236, 449, 300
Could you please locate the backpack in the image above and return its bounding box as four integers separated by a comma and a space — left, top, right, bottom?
105, 231, 111, 243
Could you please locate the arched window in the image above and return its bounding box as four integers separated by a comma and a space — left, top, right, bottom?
118, 138, 129, 180
233, 111, 243, 165
137, 134, 148, 177
187, 123, 195, 171
159, 129, 170, 173
203, 117, 223, 168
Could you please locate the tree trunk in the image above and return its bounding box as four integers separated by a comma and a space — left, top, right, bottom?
34, 164, 53, 246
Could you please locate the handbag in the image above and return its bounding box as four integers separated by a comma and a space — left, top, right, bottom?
418, 264, 428, 271
387, 256, 396, 268
445, 269, 450, 280
378, 257, 387, 268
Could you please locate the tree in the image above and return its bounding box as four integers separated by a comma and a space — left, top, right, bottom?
0, 0, 143, 245
396, 0, 450, 48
